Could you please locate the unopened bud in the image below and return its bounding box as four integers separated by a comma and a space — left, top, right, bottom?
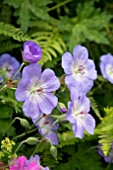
25, 137, 38, 145
19, 118, 30, 129
58, 102, 67, 113
50, 145, 57, 160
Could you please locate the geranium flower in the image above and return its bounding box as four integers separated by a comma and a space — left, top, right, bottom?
34, 116, 59, 145
62, 45, 97, 93
15, 63, 60, 119
0, 53, 20, 80
100, 54, 113, 83
23, 40, 42, 63
66, 87, 95, 139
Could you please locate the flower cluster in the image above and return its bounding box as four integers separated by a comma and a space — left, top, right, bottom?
1, 40, 113, 168
62, 45, 97, 94
0, 137, 16, 161
9, 155, 49, 170
62, 45, 97, 138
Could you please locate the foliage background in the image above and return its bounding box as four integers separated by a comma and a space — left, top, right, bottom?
0, 0, 113, 169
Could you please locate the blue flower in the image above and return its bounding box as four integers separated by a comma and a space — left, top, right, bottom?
34, 116, 59, 145
15, 63, 60, 119
100, 54, 113, 83
66, 87, 95, 139
0, 53, 20, 80
62, 45, 97, 93
23, 41, 42, 63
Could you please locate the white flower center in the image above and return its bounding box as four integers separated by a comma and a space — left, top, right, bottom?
106, 64, 113, 79
2, 63, 13, 78
73, 101, 86, 117
26, 77, 44, 104
72, 63, 86, 82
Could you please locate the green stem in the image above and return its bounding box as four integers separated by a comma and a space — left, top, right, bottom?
47, 0, 72, 12
5, 117, 19, 133
0, 85, 6, 92
14, 140, 26, 153
106, 161, 112, 170
11, 62, 25, 80
32, 138, 43, 155
13, 127, 38, 140
12, 116, 43, 140
32, 119, 59, 155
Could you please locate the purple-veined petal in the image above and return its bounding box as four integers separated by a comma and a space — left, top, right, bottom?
22, 63, 42, 80
70, 87, 79, 102
38, 93, 58, 114
39, 68, 60, 92
22, 99, 43, 119
79, 95, 90, 113
15, 79, 30, 102
73, 45, 88, 64
66, 102, 76, 124
62, 52, 73, 75
72, 123, 84, 139
85, 59, 97, 80
0, 54, 13, 66
46, 131, 58, 145
100, 54, 113, 83
23, 41, 42, 63
65, 75, 94, 94
82, 114, 95, 134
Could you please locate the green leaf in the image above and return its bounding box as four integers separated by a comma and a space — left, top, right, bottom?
0, 118, 12, 133
0, 105, 13, 119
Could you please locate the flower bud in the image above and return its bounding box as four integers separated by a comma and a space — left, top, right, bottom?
25, 137, 38, 145
19, 118, 30, 129
58, 102, 67, 113
50, 145, 57, 160
23, 40, 42, 63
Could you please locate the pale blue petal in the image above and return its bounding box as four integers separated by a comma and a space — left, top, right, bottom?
46, 131, 58, 145
72, 123, 84, 139
38, 93, 58, 114
39, 68, 60, 92
66, 102, 76, 124
86, 59, 97, 80
62, 52, 73, 75
23, 99, 43, 119
83, 114, 95, 134
15, 78, 30, 101
73, 45, 88, 63
22, 63, 42, 80
65, 75, 94, 94
80, 95, 90, 113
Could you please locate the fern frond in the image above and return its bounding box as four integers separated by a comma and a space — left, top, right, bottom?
0, 41, 21, 53
97, 107, 113, 156
31, 31, 66, 65
0, 22, 30, 42
89, 96, 102, 120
